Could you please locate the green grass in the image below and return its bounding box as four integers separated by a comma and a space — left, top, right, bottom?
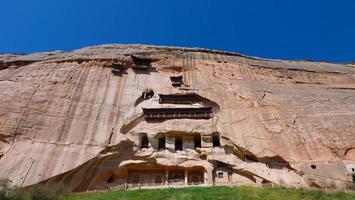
64, 186, 355, 200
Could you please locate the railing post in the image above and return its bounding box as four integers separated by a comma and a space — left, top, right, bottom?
165, 168, 169, 186
185, 169, 188, 185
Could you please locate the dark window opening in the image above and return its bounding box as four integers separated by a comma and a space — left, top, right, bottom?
131, 55, 152, 66
311, 164, 316, 169
212, 133, 220, 148
175, 136, 183, 151
112, 63, 123, 74
158, 136, 166, 150
142, 89, 154, 100
194, 135, 201, 149
352, 168, 354, 172
107, 175, 115, 183
217, 172, 223, 178
140, 134, 149, 149
170, 75, 183, 87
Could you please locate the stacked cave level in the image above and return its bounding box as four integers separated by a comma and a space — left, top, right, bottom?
101, 57, 258, 190
110, 61, 225, 188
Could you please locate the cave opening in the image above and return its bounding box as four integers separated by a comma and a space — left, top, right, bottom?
142, 89, 154, 100
112, 63, 123, 74
170, 75, 183, 87
107, 175, 115, 183
194, 134, 201, 149
131, 55, 152, 66
212, 132, 220, 148
158, 135, 166, 150
175, 136, 183, 151
140, 133, 149, 149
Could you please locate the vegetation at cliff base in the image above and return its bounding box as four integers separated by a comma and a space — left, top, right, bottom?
1, 179, 354, 200
66, 186, 355, 200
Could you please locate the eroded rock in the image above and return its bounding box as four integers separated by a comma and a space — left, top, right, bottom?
0, 44, 354, 191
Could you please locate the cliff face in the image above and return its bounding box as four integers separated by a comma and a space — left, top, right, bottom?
0, 45, 354, 191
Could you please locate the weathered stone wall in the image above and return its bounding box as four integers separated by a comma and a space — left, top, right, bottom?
0, 44, 354, 191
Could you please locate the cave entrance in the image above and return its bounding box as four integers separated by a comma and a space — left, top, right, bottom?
170, 75, 183, 87
140, 133, 149, 149
212, 132, 220, 147
112, 63, 123, 74
131, 55, 152, 66
194, 134, 201, 149
175, 136, 183, 151
142, 89, 154, 100
158, 135, 166, 150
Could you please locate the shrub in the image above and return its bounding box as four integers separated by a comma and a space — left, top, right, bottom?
0, 179, 68, 200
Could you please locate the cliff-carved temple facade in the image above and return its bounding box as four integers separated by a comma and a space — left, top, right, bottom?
0, 45, 354, 192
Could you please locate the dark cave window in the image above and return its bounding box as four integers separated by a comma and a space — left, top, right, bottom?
131, 55, 152, 66
175, 136, 183, 151
170, 75, 183, 87
158, 136, 166, 150
311, 164, 316, 169
107, 175, 115, 183
142, 89, 154, 100
140, 133, 149, 149
112, 63, 123, 74
218, 172, 223, 178
212, 133, 220, 148
194, 135, 201, 149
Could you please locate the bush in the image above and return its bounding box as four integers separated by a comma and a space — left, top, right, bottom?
0, 179, 68, 200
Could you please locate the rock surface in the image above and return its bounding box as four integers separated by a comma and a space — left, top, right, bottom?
0, 44, 354, 191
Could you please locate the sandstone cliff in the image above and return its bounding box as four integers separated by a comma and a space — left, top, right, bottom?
0, 44, 354, 191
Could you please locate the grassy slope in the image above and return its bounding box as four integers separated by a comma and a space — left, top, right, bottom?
65, 186, 355, 200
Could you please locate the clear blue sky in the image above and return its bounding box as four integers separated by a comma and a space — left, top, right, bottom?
1, 0, 354, 62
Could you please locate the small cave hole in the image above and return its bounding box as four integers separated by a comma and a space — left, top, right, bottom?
311, 164, 316, 169
158, 135, 166, 150
212, 132, 220, 148
194, 134, 201, 149
140, 133, 149, 149
352, 168, 354, 172
112, 63, 123, 74
107, 175, 115, 183
175, 136, 183, 151
170, 75, 183, 87
217, 172, 223, 178
142, 89, 154, 100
